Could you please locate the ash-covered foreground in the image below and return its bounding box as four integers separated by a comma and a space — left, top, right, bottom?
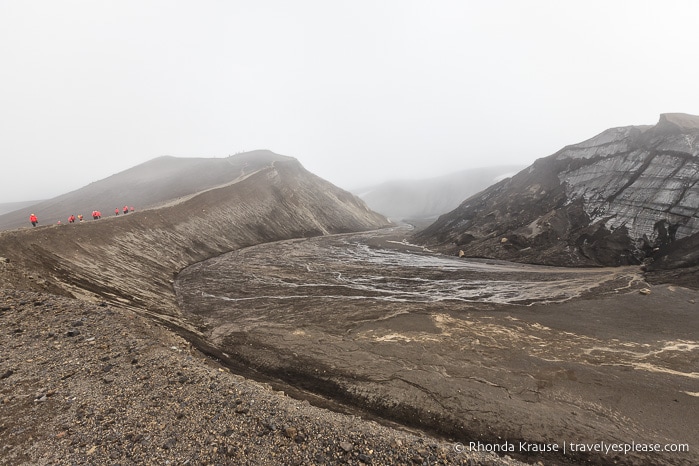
0, 289, 522, 466
176, 227, 699, 466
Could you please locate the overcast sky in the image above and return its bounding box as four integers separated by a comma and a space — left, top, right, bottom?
2, 1, 698, 202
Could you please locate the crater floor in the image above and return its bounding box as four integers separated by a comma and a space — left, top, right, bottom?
175, 227, 699, 465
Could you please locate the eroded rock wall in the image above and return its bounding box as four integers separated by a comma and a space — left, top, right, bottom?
416, 114, 699, 270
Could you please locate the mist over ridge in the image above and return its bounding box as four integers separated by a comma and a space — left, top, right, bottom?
355, 165, 526, 222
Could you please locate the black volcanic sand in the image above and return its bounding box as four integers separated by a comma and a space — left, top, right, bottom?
175, 227, 699, 466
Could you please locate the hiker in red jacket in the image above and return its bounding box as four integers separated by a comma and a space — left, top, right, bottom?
115, 208, 119, 216
123, 205, 129, 215
68, 215, 76, 223
29, 214, 38, 227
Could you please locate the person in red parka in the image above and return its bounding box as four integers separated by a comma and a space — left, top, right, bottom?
123, 205, 129, 215
115, 208, 119, 216
29, 214, 38, 227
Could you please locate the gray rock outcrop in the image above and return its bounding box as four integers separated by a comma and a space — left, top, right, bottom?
415, 113, 699, 274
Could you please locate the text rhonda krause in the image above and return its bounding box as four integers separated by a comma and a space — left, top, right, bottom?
455, 441, 690, 455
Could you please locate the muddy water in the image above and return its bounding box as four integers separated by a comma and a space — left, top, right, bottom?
175, 227, 699, 465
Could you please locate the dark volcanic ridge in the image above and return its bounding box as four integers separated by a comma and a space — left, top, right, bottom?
0, 155, 391, 323
0, 150, 295, 232
415, 113, 699, 286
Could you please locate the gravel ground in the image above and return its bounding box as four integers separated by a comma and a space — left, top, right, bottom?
0, 289, 527, 466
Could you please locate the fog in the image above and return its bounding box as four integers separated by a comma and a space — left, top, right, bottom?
2, 0, 698, 202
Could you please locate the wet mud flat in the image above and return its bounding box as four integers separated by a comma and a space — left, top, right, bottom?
175, 227, 699, 465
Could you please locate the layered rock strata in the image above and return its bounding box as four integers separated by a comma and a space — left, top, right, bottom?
416, 113, 699, 273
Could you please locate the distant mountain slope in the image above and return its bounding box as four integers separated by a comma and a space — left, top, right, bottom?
355, 165, 524, 221
0, 158, 391, 320
0, 150, 293, 231
415, 113, 699, 274
0, 200, 42, 216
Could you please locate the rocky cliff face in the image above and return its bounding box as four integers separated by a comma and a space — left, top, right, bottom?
0, 158, 391, 326
415, 113, 699, 273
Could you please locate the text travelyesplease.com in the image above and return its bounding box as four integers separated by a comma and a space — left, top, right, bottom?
454, 440, 689, 456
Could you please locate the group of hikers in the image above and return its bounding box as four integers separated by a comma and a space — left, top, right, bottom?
29, 205, 135, 227
115, 205, 135, 216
